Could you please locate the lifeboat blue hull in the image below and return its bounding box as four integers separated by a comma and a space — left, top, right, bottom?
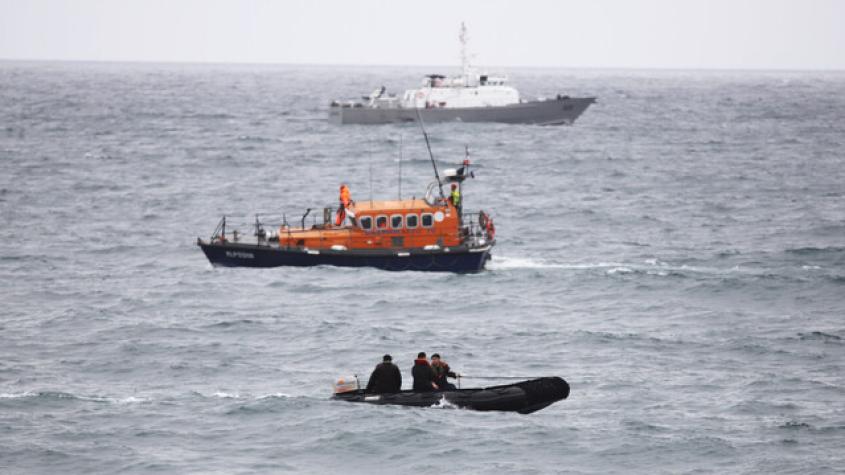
198, 241, 492, 273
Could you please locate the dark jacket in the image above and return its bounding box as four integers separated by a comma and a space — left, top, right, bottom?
412, 359, 437, 391
365, 362, 402, 394
431, 361, 457, 389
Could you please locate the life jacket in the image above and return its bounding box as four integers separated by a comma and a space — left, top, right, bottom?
450, 189, 461, 207
340, 186, 351, 207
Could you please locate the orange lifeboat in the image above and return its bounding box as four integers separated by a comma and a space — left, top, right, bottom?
197, 160, 495, 273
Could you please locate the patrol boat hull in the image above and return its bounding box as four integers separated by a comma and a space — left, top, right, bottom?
198, 240, 492, 273
329, 96, 595, 126
333, 377, 569, 414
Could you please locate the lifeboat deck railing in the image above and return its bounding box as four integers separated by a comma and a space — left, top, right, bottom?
459, 210, 494, 245
206, 208, 493, 248
207, 210, 327, 245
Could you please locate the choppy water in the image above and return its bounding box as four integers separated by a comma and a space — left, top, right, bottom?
1, 61, 844, 473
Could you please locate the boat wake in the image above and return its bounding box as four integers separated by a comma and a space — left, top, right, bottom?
489, 255, 643, 272
488, 255, 790, 279
487, 256, 574, 270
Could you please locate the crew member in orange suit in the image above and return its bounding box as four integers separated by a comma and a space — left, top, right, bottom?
335, 184, 354, 226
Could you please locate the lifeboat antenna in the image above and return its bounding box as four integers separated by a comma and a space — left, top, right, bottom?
398, 134, 403, 200
414, 107, 445, 199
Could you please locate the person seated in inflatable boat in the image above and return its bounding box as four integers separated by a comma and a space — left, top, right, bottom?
412, 352, 439, 391
430, 353, 458, 390
365, 354, 402, 394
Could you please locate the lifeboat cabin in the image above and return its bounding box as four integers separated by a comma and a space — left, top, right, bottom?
197, 163, 495, 273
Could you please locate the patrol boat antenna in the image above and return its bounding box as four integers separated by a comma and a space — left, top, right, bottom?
460, 21, 471, 85
414, 107, 445, 199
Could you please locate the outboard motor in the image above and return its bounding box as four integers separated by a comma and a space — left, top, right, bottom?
333, 376, 359, 395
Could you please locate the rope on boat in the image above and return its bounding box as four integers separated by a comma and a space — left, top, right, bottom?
458, 376, 548, 380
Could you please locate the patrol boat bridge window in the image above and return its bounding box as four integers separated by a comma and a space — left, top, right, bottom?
406, 214, 419, 229
359, 216, 372, 230
391, 215, 403, 229
376, 215, 388, 229
421, 213, 434, 228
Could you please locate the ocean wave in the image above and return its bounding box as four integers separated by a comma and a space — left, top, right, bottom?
222, 396, 312, 415
190, 390, 296, 401
180, 112, 236, 120
0, 391, 148, 404
779, 420, 812, 430
606, 266, 634, 275
212, 391, 241, 399
575, 330, 691, 348
778, 420, 845, 434
785, 246, 845, 256
236, 135, 277, 143
256, 392, 293, 400
797, 331, 843, 342
204, 319, 262, 329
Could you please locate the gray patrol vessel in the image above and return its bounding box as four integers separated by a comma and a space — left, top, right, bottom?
329, 23, 595, 126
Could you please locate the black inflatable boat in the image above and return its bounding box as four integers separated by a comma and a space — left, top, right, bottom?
332, 377, 569, 414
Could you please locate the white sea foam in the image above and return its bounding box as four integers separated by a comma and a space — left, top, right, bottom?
489, 256, 629, 270
0, 391, 147, 404
0, 391, 36, 399
486, 255, 567, 270
212, 391, 241, 399
116, 396, 147, 404
430, 395, 457, 410
256, 392, 292, 400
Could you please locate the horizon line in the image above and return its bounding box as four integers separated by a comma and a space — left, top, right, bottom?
1, 57, 844, 74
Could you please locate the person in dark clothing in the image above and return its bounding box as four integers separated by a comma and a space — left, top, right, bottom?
411, 352, 439, 391
365, 354, 402, 394
430, 353, 458, 390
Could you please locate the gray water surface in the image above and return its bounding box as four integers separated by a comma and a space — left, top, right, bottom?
1, 62, 844, 474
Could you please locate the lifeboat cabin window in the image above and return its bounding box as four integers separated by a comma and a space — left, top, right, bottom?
376, 215, 388, 229
406, 214, 418, 229
359, 216, 372, 230
421, 213, 434, 228
391, 214, 403, 229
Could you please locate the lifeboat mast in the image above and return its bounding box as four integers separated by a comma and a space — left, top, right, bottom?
414, 107, 445, 200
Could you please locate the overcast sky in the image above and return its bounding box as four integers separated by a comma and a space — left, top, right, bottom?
1, 0, 843, 70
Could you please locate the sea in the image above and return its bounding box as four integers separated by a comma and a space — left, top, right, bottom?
1, 61, 844, 474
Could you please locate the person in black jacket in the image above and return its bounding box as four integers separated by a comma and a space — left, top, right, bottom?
411, 352, 439, 391
365, 354, 402, 394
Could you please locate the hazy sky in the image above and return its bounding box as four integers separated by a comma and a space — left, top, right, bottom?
1, 0, 843, 70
